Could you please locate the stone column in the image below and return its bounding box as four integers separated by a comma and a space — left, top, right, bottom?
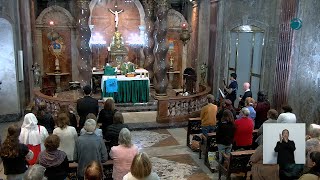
196, 0, 210, 89
153, 0, 169, 96
76, 0, 92, 86
142, 0, 155, 85
71, 28, 79, 81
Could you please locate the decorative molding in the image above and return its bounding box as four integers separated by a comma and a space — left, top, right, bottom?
36, 5, 75, 28
167, 9, 188, 29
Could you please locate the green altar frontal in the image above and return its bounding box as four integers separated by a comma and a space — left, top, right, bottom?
102, 76, 149, 103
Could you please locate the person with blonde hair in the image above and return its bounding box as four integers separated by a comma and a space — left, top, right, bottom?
245, 97, 256, 122
123, 152, 159, 180
53, 113, 78, 161
19, 113, 49, 165
110, 128, 138, 180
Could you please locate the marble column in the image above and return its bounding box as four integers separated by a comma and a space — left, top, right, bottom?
153, 0, 169, 96
142, 0, 155, 85
76, 0, 92, 86
196, 0, 210, 89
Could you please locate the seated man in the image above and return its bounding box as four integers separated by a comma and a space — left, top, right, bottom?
200, 94, 218, 136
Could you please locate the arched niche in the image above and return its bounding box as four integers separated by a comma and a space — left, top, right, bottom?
0, 18, 20, 117
35, 5, 77, 87
167, 9, 188, 88
88, 0, 146, 68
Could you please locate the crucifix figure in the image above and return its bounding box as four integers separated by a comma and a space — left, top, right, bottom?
109, 8, 124, 30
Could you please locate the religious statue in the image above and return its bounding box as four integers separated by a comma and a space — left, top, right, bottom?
110, 31, 128, 67
109, 8, 124, 30
112, 31, 124, 49
31, 63, 41, 87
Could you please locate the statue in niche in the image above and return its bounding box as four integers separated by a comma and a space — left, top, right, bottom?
31, 63, 41, 87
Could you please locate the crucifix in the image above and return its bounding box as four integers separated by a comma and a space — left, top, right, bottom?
109, 1, 124, 30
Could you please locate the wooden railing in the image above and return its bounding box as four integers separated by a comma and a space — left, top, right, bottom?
156, 85, 211, 123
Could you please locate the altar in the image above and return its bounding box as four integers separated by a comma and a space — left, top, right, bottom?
101, 74, 149, 103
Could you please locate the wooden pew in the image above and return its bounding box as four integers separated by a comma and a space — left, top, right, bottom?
218, 150, 255, 180
186, 117, 201, 149
68, 160, 114, 180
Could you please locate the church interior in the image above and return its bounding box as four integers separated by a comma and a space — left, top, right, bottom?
0, 0, 320, 179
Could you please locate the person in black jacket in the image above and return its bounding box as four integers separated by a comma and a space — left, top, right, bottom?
38, 134, 69, 180
1, 124, 34, 180
36, 102, 55, 134
106, 112, 129, 149
98, 98, 117, 138
238, 82, 252, 108
77, 85, 99, 130
274, 129, 296, 180
216, 109, 236, 164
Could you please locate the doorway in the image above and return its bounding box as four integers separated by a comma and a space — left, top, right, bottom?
227, 25, 264, 106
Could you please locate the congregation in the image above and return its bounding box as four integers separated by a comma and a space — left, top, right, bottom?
0, 84, 320, 180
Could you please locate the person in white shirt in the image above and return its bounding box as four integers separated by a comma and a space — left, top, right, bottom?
53, 113, 78, 161
277, 105, 296, 123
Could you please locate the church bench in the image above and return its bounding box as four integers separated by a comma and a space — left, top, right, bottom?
187, 117, 201, 149
218, 150, 255, 180
68, 160, 114, 180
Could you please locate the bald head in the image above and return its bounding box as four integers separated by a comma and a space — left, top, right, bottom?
243, 82, 250, 90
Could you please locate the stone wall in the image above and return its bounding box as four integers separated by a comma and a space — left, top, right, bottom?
289, 0, 320, 125
213, 0, 279, 102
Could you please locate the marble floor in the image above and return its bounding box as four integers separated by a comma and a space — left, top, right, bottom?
0, 112, 249, 180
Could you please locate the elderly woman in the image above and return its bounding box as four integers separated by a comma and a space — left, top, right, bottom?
19, 113, 49, 165
234, 107, 254, 150
53, 113, 78, 161
123, 152, 160, 180
38, 135, 69, 180
106, 112, 129, 148
74, 119, 108, 180
1, 124, 34, 180
98, 98, 117, 138
249, 138, 279, 180
80, 113, 103, 138
110, 128, 139, 180
24, 164, 47, 180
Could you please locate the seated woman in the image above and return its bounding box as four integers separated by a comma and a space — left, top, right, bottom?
1, 124, 34, 180
53, 113, 78, 162
98, 98, 117, 138
110, 128, 139, 180
216, 110, 236, 164
250, 138, 279, 180
123, 152, 160, 180
38, 134, 69, 180
299, 151, 320, 180
106, 112, 129, 148
234, 107, 254, 150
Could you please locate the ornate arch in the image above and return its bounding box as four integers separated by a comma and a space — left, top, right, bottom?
36, 5, 75, 27
89, 0, 145, 26
167, 9, 188, 29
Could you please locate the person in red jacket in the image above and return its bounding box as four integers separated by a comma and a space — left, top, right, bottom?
234, 107, 254, 150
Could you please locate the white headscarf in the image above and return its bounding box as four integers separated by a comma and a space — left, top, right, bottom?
19, 113, 41, 146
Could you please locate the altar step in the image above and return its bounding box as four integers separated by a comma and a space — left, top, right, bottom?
115, 100, 158, 112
